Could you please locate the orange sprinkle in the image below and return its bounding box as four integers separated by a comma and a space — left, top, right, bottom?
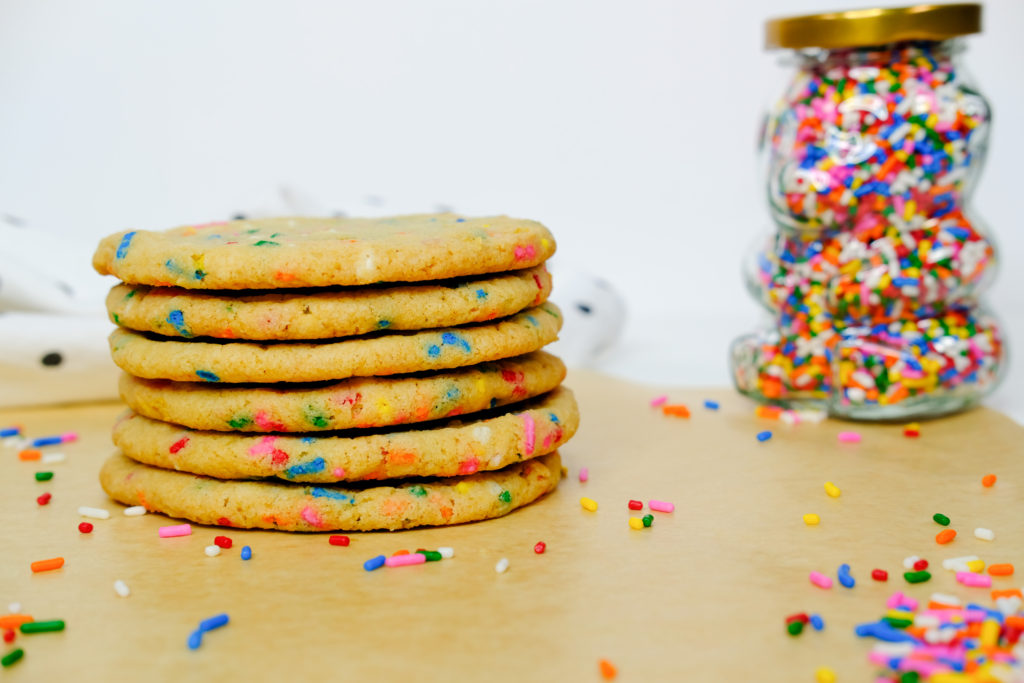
392, 549, 410, 556
599, 659, 617, 680
661, 404, 690, 418
982, 474, 997, 487
0, 615, 33, 630
988, 563, 1014, 576
935, 529, 957, 545
992, 589, 1023, 601
30, 557, 64, 573
18, 449, 41, 461
928, 600, 960, 610
755, 405, 783, 419
1005, 616, 1024, 630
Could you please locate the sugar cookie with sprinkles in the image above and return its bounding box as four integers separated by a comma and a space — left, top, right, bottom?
99, 451, 562, 531
106, 265, 552, 340
93, 214, 556, 289
118, 351, 566, 432
112, 387, 577, 482
108, 303, 561, 383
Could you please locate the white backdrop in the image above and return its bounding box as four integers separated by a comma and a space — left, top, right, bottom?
2, 0, 1021, 418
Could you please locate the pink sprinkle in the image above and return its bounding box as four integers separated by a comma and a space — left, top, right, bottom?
520, 413, 536, 456
809, 571, 833, 589
837, 431, 862, 443
385, 553, 427, 568
649, 500, 674, 513
956, 571, 991, 588
885, 592, 906, 609
60, 432, 78, 443
649, 395, 668, 407
300, 505, 326, 528
513, 244, 536, 261
158, 524, 191, 538
578, 468, 589, 483
332, 467, 345, 478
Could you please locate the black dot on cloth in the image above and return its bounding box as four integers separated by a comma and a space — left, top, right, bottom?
576, 303, 592, 315
40, 352, 63, 367
56, 281, 73, 297
233, 213, 247, 220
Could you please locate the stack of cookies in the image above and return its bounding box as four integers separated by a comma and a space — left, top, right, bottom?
91, 214, 578, 531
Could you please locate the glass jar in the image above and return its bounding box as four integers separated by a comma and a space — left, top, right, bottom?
731, 4, 1006, 420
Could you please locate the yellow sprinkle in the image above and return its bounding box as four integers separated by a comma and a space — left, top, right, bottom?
628, 517, 644, 530
454, 482, 470, 494
980, 619, 1000, 647
815, 667, 837, 683
580, 497, 598, 512
967, 559, 986, 573
824, 482, 841, 498
803, 513, 820, 526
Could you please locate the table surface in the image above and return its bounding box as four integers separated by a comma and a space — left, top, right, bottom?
2, 370, 1023, 681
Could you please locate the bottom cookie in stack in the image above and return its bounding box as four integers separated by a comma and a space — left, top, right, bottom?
99, 451, 562, 532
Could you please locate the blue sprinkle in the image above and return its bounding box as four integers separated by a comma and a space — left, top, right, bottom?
187, 630, 203, 650
455, 218, 466, 223
364, 555, 386, 571
548, 412, 559, 423
756, 431, 773, 442
475, 289, 487, 299
809, 614, 824, 631
196, 370, 220, 382
115, 231, 137, 259
427, 344, 441, 358
166, 310, 192, 337
377, 320, 391, 329
199, 614, 229, 632
838, 563, 856, 588
526, 315, 538, 327
286, 457, 326, 478
300, 437, 317, 444
240, 546, 252, 561
445, 387, 460, 400
0, 427, 19, 438
441, 332, 457, 344
854, 621, 917, 643
311, 487, 354, 502
164, 259, 183, 275
31, 436, 62, 447
703, 400, 720, 411
441, 332, 471, 352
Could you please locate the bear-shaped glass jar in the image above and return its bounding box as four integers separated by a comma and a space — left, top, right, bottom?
732, 4, 1006, 420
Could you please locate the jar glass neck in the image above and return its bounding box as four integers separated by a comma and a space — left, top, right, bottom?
788, 38, 964, 70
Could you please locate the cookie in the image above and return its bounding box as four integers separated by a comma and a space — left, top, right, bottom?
118, 351, 566, 432
106, 265, 552, 340
100, 450, 562, 531
93, 214, 556, 290
108, 303, 562, 383
113, 387, 577, 482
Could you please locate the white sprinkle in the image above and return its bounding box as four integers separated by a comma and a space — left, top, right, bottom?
997, 596, 1023, 616
437, 547, 454, 559
942, 555, 979, 572
3, 436, 28, 449
7, 603, 21, 613
41, 452, 65, 464
903, 555, 921, 569
974, 527, 995, 541
930, 593, 961, 607
123, 506, 146, 517
78, 506, 110, 520
204, 545, 221, 557
495, 557, 509, 574
113, 580, 130, 597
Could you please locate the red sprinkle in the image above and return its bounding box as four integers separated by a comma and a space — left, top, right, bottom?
913, 559, 929, 571
872, 569, 888, 581
627, 500, 643, 510
78, 522, 93, 534
36, 493, 52, 506
2, 629, 14, 644
329, 535, 350, 547
784, 613, 809, 625
534, 541, 546, 554
213, 535, 233, 549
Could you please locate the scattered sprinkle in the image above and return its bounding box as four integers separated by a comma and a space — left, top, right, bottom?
240, 546, 252, 561
580, 497, 598, 512
30, 433, 76, 448
837, 431, 861, 443
933, 513, 950, 526
534, 542, 546, 554
982, 473, 997, 487
328, 535, 350, 547
756, 430, 773, 442
204, 545, 221, 557
158, 524, 191, 538
803, 513, 820, 526
989, 563, 1014, 576
363, 555, 386, 571
649, 395, 668, 407
871, 569, 888, 581
956, 571, 991, 588
903, 570, 931, 584
123, 506, 146, 517
903, 422, 920, 437
17, 449, 40, 461
815, 667, 836, 683
385, 554, 425, 568
40, 452, 65, 464
837, 563, 855, 588
36, 493, 51, 506
627, 499, 643, 510
935, 529, 957, 544
941, 555, 980, 572
648, 500, 674, 513
824, 481, 841, 498
810, 614, 824, 630
30, 557, 64, 573
809, 571, 833, 589
213, 536, 233, 549
78, 522, 93, 534
114, 580, 130, 597
662, 404, 690, 418
902, 556, 920, 569
495, 557, 510, 574
437, 547, 454, 559
913, 559, 929, 571
787, 620, 804, 636
20, 620, 64, 634
187, 630, 203, 650
642, 514, 654, 528
628, 517, 644, 530
598, 658, 617, 680
78, 507, 109, 520
974, 527, 995, 541
703, 400, 719, 410
967, 559, 986, 573
1, 648, 24, 667
578, 468, 588, 483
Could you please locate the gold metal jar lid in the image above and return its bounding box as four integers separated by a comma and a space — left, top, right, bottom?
765, 4, 981, 50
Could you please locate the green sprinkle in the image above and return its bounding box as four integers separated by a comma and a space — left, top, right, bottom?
112, 313, 121, 324
20, 620, 65, 634
305, 408, 330, 429
786, 621, 804, 636
408, 485, 427, 498
227, 416, 253, 429
498, 490, 512, 504
933, 513, 950, 526
35, 471, 53, 482
253, 240, 279, 247
417, 550, 442, 562
882, 616, 913, 628
642, 514, 654, 528
1, 648, 24, 667
899, 672, 921, 683
903, 570, 931, 584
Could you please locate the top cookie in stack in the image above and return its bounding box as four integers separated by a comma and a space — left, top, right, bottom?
91, 214, 578, 532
